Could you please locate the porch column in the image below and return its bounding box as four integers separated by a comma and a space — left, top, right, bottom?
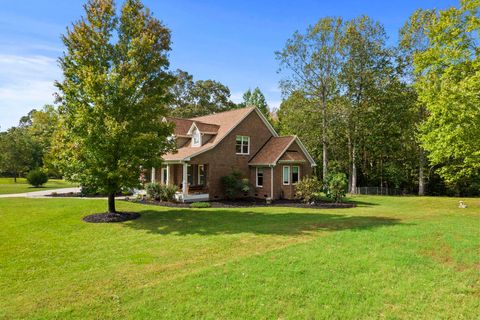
270, 165, 274, 199
182, 162, 188, 195
166, 164, 170, 185
151, 167, 156, 183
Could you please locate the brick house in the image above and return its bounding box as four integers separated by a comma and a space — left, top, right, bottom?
151, 106, 316, 202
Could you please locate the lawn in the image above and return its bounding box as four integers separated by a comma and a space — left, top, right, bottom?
0, 196, 478, 319
0, 177, 76, 195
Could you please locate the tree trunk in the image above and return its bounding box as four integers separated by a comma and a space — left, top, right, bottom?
13, 173, 17, 183
418, 148, 425, 196
347, 134, 352, 192
321, 95, 328, 183
350, 144, 357, 194
108, 193, 116, 213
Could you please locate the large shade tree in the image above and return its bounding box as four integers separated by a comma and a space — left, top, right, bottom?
276, 17, 345, 183
413, 0, 480, 186
168, 69, 237, 118
52, 0, 175, 213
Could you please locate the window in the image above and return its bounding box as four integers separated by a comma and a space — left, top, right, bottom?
198, 165, 205, 186
192, 127, 201, 147
283, 166, 290, 185
292, 166, 300, 184
187, 164, 193, 185
161, 166, 168, 185
235, 135, 250, 154
256, 167, 264, 187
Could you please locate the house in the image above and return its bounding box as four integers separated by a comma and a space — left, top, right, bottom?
151, 106, 316, 202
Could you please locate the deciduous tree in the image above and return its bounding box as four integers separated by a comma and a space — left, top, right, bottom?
52, 0, 175, 213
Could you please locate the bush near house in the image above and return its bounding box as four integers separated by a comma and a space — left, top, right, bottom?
325, 172, 348, 203
220, 170, 251, 199
146, 183, 178, 201
295, 176, 322, 204
26, 169, 49, 187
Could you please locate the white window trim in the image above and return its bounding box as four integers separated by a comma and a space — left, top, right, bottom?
198, 164, 205, 186
292, 165, 300, 184
236, 135, 250, 155
256, 167, 264, 188
161, 166, 169, 185
283, 165, 290, 185
191, 127, 201, 147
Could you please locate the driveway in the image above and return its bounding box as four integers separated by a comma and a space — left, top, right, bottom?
0, 187, 81, 198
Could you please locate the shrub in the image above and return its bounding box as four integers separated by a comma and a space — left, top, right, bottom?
220, 170, 251, 199
26, 169, 49, 187
145, 182, 162, 200
295, 176, 322, 203
160, 184, 178, 201
190, 202, 211, 208
145, 183, 177, 201
326, 172, 348, 203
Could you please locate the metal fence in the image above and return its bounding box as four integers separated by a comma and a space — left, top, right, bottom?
355, 187, 405, 196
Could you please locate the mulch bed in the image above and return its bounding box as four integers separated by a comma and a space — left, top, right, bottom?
126, 198, 355, 209
83, 212, 140, 223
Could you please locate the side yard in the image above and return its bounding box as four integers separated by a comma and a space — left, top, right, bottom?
0, 177, 76, 195
0, 196, 478, 319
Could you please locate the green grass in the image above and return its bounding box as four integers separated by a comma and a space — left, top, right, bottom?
0, 196, 478, 319
0, 177, 76, 195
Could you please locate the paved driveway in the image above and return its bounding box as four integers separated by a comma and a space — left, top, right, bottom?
0, 187, 81, 198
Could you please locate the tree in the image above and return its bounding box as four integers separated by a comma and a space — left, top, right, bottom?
413, 0, 479, 185
240, 87, 270, 120
168, 69, 237, 118
399, 9, 438, 195
52, 0, 175, 214
18, 105, 59, 172
340, 16, 392, 193
276, 17, 345, 183
0, 127, 35, 182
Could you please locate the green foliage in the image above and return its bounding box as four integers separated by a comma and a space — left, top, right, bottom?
325, 172, 348, 202
160, 184, 178, 201
190, 202, 211, 208
220, 170, 251, 199
26, 169, 49, 187
51, 0, 175, 212
413, 1, 480, 184
0, 127, 36, 181
146, 183, 177, 201
240, 87, 270, 120
295, 176, 323, 203
169, 69, 237, 118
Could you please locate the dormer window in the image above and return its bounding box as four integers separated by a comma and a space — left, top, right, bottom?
192, 127, 201, 147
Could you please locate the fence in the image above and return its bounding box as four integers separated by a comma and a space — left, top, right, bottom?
355, 186, 405, 196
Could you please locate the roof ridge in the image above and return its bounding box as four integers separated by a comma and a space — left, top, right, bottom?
248, 136, 274, 163
190, 106, 255, 120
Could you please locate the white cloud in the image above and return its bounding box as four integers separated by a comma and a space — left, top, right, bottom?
230, 91, 244, 104
0, 54, 60, 130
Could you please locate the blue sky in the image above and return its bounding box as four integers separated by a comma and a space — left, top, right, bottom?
0, 0, 458, 130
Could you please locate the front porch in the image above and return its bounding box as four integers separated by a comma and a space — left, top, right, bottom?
151, 162, 209, 202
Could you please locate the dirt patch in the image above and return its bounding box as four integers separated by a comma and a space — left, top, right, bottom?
83, 212, 140, 223
126, 198, 355, 209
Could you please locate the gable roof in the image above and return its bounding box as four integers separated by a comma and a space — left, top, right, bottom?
248, 135, 317, 167
163, 106, 276, 161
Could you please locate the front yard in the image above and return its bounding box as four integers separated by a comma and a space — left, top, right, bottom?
0, 196, 478, 319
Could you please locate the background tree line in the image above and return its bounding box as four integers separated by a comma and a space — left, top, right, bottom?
0, 0, 477, 199
276, 0, 479, 196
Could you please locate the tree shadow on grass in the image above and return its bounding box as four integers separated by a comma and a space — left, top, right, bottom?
123, 208, 402, 236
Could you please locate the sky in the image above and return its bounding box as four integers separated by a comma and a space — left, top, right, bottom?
0, 0, 459, 130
